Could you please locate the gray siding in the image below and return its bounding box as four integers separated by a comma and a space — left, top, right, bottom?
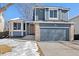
13, 31, 22, 36
40, 23, 70, 27
33, 8, 68, 21
23, 32, 26, 36
70, 16, 79, 34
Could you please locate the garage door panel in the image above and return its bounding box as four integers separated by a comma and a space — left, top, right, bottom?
49, 29, 56, 41
66, 29, 69, 41
40, 28, 69, 41
40, 29, 48, 41
55, 29, 66, 41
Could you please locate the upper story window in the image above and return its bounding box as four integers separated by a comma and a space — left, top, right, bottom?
36, 8, 45, 21
13, 23, 21, 30
50, 10, 57, 18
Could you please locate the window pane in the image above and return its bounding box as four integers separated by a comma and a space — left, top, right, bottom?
54, 10, 57, 18
18, 23, 21, 30
13, 23, 21, 30
50, 10, 57, 18
36, 8, 45, 21
13, 23, 17, 30
50, 10, 54, 18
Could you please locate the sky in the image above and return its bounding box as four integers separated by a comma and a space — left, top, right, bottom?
1, 3, 79, 21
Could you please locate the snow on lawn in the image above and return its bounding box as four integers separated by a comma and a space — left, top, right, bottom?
0, 39, 40, 56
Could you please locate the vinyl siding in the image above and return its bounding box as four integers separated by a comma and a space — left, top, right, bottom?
40, 23, 70, 28
70, 16, 79, 34
13, 31, 22, 36
33, 8, 68, 21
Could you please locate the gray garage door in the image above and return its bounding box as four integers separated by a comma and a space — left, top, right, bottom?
40, 28, 69, 41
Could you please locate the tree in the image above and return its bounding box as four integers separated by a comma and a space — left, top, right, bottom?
15, 3, 43, 21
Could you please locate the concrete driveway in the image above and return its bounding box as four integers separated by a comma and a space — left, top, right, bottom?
38, 41, 79, 56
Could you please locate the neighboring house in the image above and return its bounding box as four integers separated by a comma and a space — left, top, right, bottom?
4, 21, 9, 31
9, 7, 74, 41
0, 13, 4, 32
70, 15, 79, 40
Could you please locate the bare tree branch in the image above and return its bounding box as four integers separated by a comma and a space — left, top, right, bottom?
15, 3, 43, 21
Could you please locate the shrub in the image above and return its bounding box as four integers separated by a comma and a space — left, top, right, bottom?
0, 31, 9, 39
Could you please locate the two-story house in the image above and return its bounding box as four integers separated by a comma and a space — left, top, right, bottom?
8, 6, 74, 41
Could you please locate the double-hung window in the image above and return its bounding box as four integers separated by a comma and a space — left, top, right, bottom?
50, 10, 57, 18
13, 23, 21, 30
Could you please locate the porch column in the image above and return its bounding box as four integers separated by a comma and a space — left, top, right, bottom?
35, 23, 40, 41
21, 22, 23, 36
45, 8, 46, 20
25, 23, 27, 35
69, 24, 74, 41
9, 22, 11, 36
9, 22, 10, 36
9, 22, 13, 37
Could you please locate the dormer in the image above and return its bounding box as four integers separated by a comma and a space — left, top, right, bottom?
33, 7, 69, 21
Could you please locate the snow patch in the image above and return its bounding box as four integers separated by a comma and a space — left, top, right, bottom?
0, 39, 39, 56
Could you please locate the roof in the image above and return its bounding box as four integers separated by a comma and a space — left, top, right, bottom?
33, 6, 70, 11
10, 17, 21, 20
8, 17, 24, 22
70, 15, 79, 21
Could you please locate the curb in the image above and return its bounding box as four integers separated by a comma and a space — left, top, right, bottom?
36, 42, 44, 56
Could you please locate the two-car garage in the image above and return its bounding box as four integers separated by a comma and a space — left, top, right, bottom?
35, 22, 74, 41
40, 28, 69, 41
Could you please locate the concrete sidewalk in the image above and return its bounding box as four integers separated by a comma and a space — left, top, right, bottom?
38, 41, 79, 56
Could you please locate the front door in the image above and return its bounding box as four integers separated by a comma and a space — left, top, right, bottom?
27, 23, 35, 35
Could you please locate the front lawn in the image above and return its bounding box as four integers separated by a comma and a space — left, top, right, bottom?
0, 39, 40, 56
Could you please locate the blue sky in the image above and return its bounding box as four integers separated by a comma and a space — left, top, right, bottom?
2, 3, 79, 21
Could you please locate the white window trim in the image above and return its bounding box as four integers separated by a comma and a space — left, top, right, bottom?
35, 8, 46, 21
49, 8, 58, 20
35, 8, 36, 21
13, 23, 21, 30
